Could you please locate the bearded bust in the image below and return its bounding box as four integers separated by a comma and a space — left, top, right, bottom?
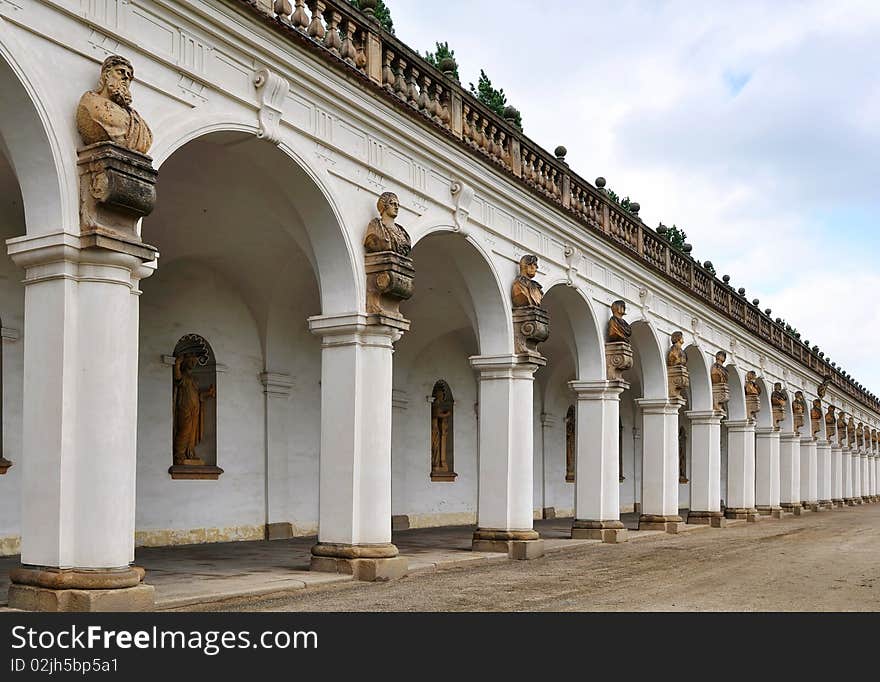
76, 55, 153, 154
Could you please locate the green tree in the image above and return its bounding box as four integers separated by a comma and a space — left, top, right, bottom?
469, 69, 522, 130
350, 0, 394, 34
423, 41, 459, 80
666, 224, 687, 251
606, 188, 636, 213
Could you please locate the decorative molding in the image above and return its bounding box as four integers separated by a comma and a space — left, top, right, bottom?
254, 67, 289, 145
451, 179, 474, 236
1, 327, 19, 342
392, 388, 409, 410
260, 372, 294, 397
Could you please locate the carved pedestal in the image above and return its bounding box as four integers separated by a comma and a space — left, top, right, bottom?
686, 511, 727, 528
0, 458, 12, 475
712, 384, 730, 414
746, 395, 761, 421
571, 520, 628, 543
472, 528, 543, 559
512, 305, 550, 357
77, 141, 158, 240
667, 365, 689, 401
605, 341, 633, 381
365, 251, 414, 319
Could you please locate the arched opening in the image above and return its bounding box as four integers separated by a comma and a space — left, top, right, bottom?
390, 231, 510, 530
136, 131, 357, 549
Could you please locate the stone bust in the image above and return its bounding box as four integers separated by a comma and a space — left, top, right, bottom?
511, 255, 543, 308
364, 192, 411, 257
710, 351, 728, 385
666, 331, 686, 367
810, 399, 822, 434
607, 299, 632, 342
824, 405, 837, 438
744, 371, 761, 396
76, 55, 153, 154
771, 382, 787, 408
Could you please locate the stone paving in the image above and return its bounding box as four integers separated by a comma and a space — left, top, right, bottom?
0, 512, 715, 610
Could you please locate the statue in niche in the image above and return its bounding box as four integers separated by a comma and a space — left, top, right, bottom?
771, 383, 787, 429
793, 391, 807, 434
565, 405, 575, 483
666, 331, 686, 367
430, 380, 456, 481
511, 255, 549, 355
511, 254, 544, 308
678, 424, 688, 484
825, 405, 837, 442
364, 191, 411, 257
173, 351, 216, 466
76, 55, 152, 153
607, 300, 632, 342
810, 399, 822, 438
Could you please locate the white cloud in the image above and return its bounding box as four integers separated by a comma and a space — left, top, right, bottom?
389, 0, 880, 393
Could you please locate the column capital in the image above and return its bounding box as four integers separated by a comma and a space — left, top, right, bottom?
726, 419, 756, 432
260, 372, 294, 397
308, 312, 408, 345
800, 436, 817, 446
684, 410, 723, 425
7, 229, 157, 271
568, 378, 629, 399
635, 397, 681, 415
755, 426, 780, 437
469, 354, 545, 377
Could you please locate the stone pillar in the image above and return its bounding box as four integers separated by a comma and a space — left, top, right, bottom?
261, 372, 294, 539
816, 439, 833, 509
755, 427, 782, 517
843, 447, 855, 505
636, 398, 684, 532
307, 313, 408, 581
725, 420, 758, 520
860, 451, 870, 502
685, 410, 724, 527
5, 232, 157, 611
569, 380, 628, 543
800, 437, 819, 511
779, 433, 802, 513
872, 454, 878, 501
831, 444, 844, 507
852, 448, 862, 503
471, 355, 544, 557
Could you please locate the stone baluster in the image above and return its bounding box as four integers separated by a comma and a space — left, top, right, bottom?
418, 73, 432, 113
435, 82, 448, 126
394, 58, 408, 99
462, 102, 472, 141
339, 18, 357, 65
274, 0, 293, 23
382, 48, 396, 91
479, 115, 490, 154
499, 130, 510, 167
307, 0, 326, 40
291, 0, 309, 30
407, 66, 420, 108
324, 11, 342, 54
354, 29, 368, 73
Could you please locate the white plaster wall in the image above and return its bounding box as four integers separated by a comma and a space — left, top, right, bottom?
136, 260, 265, 537
678, 411, 692, 510
620, 394, 639, 511
721, 425, 729, 508
535, 386, 575, 517
391, 332, 478, 522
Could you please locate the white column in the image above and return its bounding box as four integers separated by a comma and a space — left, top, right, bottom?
831, 444, 843, 506
685, 410, 723, 525
817, 439, 833, 508
261, 372, 294, 539
852, 447, 862, 502
843, 447, 854, 503
779, 433, 801, 512
308, 314, 403, 560
800, 437, 818, 508
861, 451, 869, 501
725, 420, 757, 519
637, 398, 684, 531
471, 355, 542, 549
873, 454, 878, 499
7, 234, 150, 574
569, 380, 628, 542
755, 427, 781, 515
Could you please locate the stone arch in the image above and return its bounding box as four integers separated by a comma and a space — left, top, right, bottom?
541, 282, 605, 381
754, 376, 773, 429
0, 35, 75, 234
150, 121, 361, 317
726, 364, 747, 421
628, 318, 667, 400
684, 344, 712, 411
779, 382, 796, 434
408, 227, 513, 356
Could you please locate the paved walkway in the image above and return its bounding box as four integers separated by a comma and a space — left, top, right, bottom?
0, 512, 715, 610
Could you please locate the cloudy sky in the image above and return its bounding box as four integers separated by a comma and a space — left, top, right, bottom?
388, 0, 880, 393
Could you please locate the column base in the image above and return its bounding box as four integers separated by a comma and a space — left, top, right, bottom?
818, 500, 834, 511
638, 514, 684, 533
686, 511, 726, 528
508, 539, 546, 560
8, 566, 153, 612
832, 499, 845, 508
844, 498, 857, 506
807, 502, 822, 512
780, 502, 802, 516
724, 508, 760, 522
756, 505, 773, 516
310, 542, 407, 581
571, 520, 628, 543
860, 497, 870, 504
472, 528, 540, 553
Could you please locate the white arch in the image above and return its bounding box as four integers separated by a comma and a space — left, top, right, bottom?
628, 317, 667, 400
542, 281, 605, 381
149, 118, 361, 316
684, 343, 713, 411
726, 365, 747, 421
411, 224, 513, 356
0, 28, 77, 234
754, 376, 774, 429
